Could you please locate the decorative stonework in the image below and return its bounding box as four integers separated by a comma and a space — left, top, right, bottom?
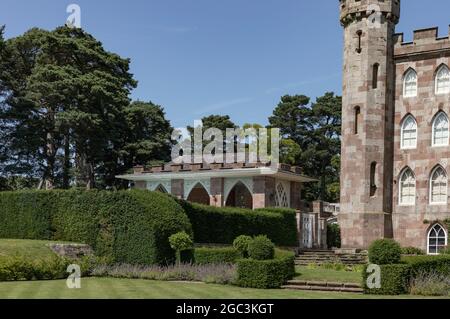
184, 178, 211, 199
47, 244, 93, 259
224, 177, 253, 203
147, 180, 172, 193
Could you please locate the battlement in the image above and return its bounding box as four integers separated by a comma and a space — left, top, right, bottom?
394, 26, 450, 59
339, 0, 400, 26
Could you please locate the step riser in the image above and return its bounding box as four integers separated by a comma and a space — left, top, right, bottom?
281, 285, 363, 293
295, 250, 367, 266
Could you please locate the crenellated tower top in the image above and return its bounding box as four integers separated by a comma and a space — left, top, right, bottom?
339, 0, 400, 27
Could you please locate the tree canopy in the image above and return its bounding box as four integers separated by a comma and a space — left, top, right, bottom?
0, 26, 172, 190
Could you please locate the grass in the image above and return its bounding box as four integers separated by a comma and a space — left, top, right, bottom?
0, 239, 74, 259
294, 266, 362, 284
0, 278, 444, 299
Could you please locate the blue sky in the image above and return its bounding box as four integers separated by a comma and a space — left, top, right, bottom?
1, 0, 450, 128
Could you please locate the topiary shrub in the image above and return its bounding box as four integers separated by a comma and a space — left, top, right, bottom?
169, 232, 194, 265
368, 239, 402, 265
247, 235, 275, 261
233, 235, 253, 258
236, 251, 295, 289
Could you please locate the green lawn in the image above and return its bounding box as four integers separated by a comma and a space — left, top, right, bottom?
0, 239, 73, 259
295, 266, 362, 284
0, 278, 439, 299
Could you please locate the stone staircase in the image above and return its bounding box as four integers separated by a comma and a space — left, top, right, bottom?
282, 280, 363, 293
295, 250, 367, 266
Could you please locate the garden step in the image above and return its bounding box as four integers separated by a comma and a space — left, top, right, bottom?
286, 280, 361, 289
294, 250, 368, 266
281, 285, 363, 293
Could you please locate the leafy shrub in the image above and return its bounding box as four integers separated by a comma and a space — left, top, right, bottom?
236, 252, 295, 289
193, 247, 241, 265
247, 236, 275, 261
410, 271, 450, 296
327, 224, 341, 249
177, 200, 298, 246
368, 239, 402, 265
91, 263, 237, 285
0, 255, 70, 281
233, 235, 253, 258
401, 247, 425, 255
362, 264, 411, 295
0, 190, 192, 265
169, 232, 194, 264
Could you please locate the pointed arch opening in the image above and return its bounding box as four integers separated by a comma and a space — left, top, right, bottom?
399, 167, 416, 205
435, 64, 450, 95
403, 68, 418, 97
155, 184, 168, 194
187, 183, 210, 205
432, 112, 449, 147
430, 165, 448, 204
427, 224, 448, 255
225, 181, 253, 209
401, 114, 417, 149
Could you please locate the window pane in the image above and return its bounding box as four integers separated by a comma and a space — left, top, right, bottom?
401, 117, 417, 148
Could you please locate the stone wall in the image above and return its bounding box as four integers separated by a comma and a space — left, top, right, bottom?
392, 27, 450, 250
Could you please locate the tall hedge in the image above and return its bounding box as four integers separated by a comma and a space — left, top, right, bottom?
0, 190, 192, 265
177, 201, 298, 246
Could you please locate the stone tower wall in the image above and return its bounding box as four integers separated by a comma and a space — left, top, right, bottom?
339, 0, 400, 248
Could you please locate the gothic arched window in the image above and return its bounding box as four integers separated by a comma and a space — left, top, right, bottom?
401, 115, 417, 149
428, 224, 447, 255
430, 166, 448, 204
432, 112, 449, 147
435, 65, 450, 95
399, 168, 416, 205
403, 69, 417, 97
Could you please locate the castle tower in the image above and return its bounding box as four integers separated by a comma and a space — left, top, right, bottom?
339, 0, 400, 248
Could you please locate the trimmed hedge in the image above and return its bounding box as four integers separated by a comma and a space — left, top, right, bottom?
362, 264, 411, 295
0, 190, 192, 265
177, 201, 298, 246
363, 255, 450, 295
192, 247, 241, 265
402, 255, 450, 277
236, 250, 295, 289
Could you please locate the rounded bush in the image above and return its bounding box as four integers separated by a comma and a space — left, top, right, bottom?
247, 235, 275, 261
169, 232, 194, 252
233, 235, 253, 258
368, 239, 402, 265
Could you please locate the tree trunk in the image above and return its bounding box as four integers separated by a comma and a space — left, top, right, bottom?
62, 134, 71, 189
